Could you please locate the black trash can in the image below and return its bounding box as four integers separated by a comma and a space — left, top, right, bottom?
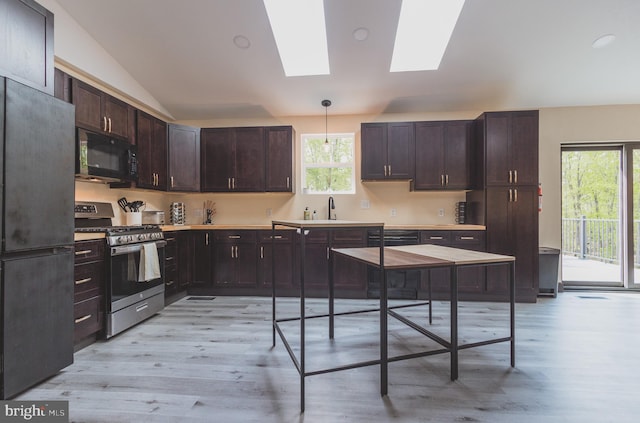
539, 247, 560, 297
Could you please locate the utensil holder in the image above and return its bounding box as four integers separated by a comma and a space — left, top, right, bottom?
126, 212, 142, 226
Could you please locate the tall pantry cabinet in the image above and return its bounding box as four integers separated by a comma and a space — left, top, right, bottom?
468, 110, 539, 303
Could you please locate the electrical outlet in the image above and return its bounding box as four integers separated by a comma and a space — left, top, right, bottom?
390, 208, 397, 217
266, 208, 272, 217
360, 200, 370, 209
438, 208, 445, 217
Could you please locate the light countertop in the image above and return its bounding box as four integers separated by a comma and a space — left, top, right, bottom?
160, 223, 485, 231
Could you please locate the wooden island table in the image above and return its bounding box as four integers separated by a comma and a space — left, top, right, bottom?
271, 220, 516, 413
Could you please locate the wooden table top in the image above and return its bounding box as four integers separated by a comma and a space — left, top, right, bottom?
332, 244, 514, 270
332, 247, 452, 269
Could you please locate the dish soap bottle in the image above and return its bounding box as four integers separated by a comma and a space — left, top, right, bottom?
312, 210, 318, 220
304, 207, 310, 220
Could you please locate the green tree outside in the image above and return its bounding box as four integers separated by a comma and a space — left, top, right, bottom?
303, 134, 354, 193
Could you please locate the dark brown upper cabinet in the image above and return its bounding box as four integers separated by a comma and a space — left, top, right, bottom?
361, 122, 415, 180
0, 0, 54, 96
136, 110, 167, 190
480, 110, 539, 187
72, 79, 135, 142
412, 120, 473, 190
266, 126, 294, 192
168, 123, 200, 192
201, 127, 266, 192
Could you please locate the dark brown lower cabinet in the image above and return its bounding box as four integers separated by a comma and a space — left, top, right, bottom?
190, 231, 213, 291
293, 229, 367, 298
212, 231, 257, 291
258, 230, 294, 292
177, 231, 193, 292
164, 232, 179, 298
485, 186, 539, 302
73, 239, 105, 346
419, 230, 486, 301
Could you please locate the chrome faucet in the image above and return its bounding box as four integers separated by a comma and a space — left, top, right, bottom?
328, 196, 336, 220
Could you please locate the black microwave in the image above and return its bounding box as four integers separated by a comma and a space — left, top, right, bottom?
76, 128, 138, 182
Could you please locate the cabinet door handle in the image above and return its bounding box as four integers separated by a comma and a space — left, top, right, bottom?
514, 170, 518, 184
286, 176, 290, 189
235, 246, 239, 258
388, 165, 392, 176
108, 117, 112, 133
260, 246, 264, 259
514, 188, 518, 202
166, 280, 175, 286
165, 256, 175, 262
430, 236, 444, 240
441, 175, 444, 186
383, 165, 387, 176
228, 178, 231, 190
165, 237, 176, 242
171, 176, 174, 188
326, 247, 330, 260
231, 246, 234, 258
509, 189, 513, 202
460, 236, 475, 240
205, 233, 209, 245
508, 170, 512, 184
74, 249, 93, 256
445, 174, 449, 185
75, 277, 92, 285
233, 178, 236, 189
228, 235, 241, 239
75, 314, 92, 324
103, 116, 108, 132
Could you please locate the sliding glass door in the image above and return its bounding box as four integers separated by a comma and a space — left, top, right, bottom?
561, 147, 623, 286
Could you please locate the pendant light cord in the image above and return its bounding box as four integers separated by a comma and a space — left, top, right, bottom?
322, 99, 331, 144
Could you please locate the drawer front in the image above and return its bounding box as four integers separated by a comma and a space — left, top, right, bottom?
165, 268, 178, 290
74, 261, 104, 302
164, 232, 178, 246
258, 230, 294, 243
297, 230, 328, 244
420, 231, 452, 245
74, 295, 104, 342
74, 239, 105, 264
213, 230, 257, 243
452, 231, 485, 249
331, 229, 366, 244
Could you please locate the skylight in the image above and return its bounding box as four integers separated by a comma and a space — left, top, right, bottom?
390, 0, 465, 72
263, 0, 330, 77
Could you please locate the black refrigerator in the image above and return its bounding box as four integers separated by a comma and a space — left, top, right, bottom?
0, 78, 76, 399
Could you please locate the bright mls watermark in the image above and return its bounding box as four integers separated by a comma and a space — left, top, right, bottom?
0, 401, 68, 422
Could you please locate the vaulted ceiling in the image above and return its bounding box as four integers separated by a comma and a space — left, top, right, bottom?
55, 0, 640, 120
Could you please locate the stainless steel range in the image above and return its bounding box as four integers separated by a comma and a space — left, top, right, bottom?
75, 201, 166, 338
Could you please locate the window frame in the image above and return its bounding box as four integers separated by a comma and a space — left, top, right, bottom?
301, 132, 356, 195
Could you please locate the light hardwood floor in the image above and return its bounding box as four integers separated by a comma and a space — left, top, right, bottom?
17, 292, 640, 422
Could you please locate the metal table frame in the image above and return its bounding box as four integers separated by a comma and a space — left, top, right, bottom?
271, 220, 516, 413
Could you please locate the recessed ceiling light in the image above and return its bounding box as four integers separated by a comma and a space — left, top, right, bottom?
233, 35, 251, 49
390, 0, 465, 72
353, 27, 369, 41
263, 0, 330, 77
592, 34, 616, 49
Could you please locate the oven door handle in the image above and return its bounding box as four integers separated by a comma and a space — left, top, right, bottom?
111, 240, 167, 256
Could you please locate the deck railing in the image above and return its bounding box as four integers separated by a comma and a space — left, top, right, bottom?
562, 217, 620, 264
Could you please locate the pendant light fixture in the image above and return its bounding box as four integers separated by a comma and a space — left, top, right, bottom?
322, 99, 331, 149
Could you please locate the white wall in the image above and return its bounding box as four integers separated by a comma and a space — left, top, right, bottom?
538, 105, 640, 249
